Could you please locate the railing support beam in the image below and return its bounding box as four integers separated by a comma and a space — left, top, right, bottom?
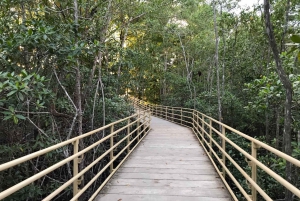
172, 108, 174, 122
165, 107, 168, 120
251, 142, 259, 201
137, 112, 141, 141
110, 125, 114, 173
181, 108, 183, 125
222, 126, 226, 177
127, 119, 131, 153
209, 119, 212, 156
73, 139, 79, 198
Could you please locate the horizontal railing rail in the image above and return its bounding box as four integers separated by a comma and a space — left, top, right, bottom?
0, 109, 151, 201
131, 98, 300, 201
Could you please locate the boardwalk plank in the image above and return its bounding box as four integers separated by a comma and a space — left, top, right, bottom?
125, 159, 210, 164
124, 155, 209, 161
97, 194, 232, 201
100, 186, 231, 198
122, 163, 216, 170
111, 172, 219, 180
94, 116, 231, 201
117, 167, 217, 175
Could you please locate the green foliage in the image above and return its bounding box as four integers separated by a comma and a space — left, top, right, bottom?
291, 35, 300, 43
244, 72, 284, 112
0, 70, 52, 124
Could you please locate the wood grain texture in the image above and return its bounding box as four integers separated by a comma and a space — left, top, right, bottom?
94, 116, 232, 201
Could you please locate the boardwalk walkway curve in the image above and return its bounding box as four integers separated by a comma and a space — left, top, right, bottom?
130, 98, 300, 201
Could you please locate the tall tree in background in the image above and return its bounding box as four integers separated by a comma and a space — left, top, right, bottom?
264, 0, 293, 200
213, 0, 222, 125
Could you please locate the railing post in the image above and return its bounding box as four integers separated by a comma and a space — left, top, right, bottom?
127, 119, 131, 153
110, 125, 114, 173
209, 118, 212, 156
192, 110, 195, 131
165, 107, 168, 120
172, 108, 174, 122
137, 112, 140, 141
73, 139, 79, 198
222, 126, 226, 177
143, 111, 146, 135
196, 111, 199, 133
159, 106, 161, 117
181, 108, 183, 125
202, 114, 205, 135
251, 142, 258, 201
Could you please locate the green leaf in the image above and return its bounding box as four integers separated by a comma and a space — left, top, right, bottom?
28, 29, 33, 36
7, 90, 17, 97
291, 35, 300, 43
18, 92, 24, 101
21, 69, 28, 76
15, 114, 26, 120
3, 116, 12, 120
22, 74, 33, 81
8, 106, 14, 112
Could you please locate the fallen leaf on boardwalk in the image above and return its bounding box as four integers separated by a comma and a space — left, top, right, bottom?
118, 199, 122, 201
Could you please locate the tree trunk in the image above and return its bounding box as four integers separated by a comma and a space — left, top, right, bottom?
280, 0, 290, 53
75, 64, 83, 137
178, 33, 193, 99
73, 0, 82, 137
213, 0, 222, 125
163, 53, 168, 96
83, 0, 112, 102
264, 1, 293, 200
220, 4, 226, 97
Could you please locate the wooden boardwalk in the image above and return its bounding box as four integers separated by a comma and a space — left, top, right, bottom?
95, 117, 232, 201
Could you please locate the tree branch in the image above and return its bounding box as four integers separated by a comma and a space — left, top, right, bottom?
53, 67, 77, 111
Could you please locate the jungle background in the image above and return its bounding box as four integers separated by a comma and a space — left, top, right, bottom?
0, 0, 300, 200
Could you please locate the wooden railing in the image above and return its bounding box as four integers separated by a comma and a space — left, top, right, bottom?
0, 109, 151, 200
131, 98, 300, 201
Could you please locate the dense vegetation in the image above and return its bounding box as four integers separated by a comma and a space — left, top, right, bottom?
0, 0, 299, 200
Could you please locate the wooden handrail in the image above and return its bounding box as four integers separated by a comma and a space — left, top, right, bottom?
130, 97, 300, 201
0, 109, 151, 200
